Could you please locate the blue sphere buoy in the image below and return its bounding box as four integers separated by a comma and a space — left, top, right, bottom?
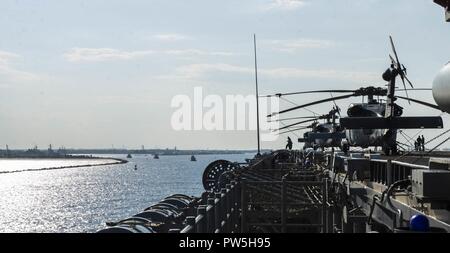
410, 214, 430, 232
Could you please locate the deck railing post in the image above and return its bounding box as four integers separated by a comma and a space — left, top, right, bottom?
325, 179, 333, 233
221, 188, 228, 232
240, 179, 248, 233
226, 184, 232, 233
201, 192, 208, 204
234, 180, 241, 208
377, 163, 380, 183
387, 159, 392, 186
186, 216, 196, 233
196, 205, 207, 233
232, 181, 239, 232
281, 177, 287, 233
322, 178, 328, 233
214, 193, 222, 233
207, 198, 215, 233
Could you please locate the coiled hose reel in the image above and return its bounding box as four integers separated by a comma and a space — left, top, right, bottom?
202, 160, 240, 192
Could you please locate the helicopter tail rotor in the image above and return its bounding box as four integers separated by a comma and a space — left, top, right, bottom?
389, 35, 414, 104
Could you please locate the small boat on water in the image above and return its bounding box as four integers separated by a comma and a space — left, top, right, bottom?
153, 154, 159, 159
134, 165, 137, 170
190, 155, 197, 161
127, 154, 132, 158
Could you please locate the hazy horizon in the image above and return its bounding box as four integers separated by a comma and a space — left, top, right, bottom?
2, 145, 267, 151
1, 0, 450, 150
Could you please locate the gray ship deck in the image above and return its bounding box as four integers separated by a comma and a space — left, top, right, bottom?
98, 150, 450, 233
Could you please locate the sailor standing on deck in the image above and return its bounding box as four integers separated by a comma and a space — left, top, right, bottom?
286, 137, 293, 150
416, 136, 422, 151
420, 135, 426, 151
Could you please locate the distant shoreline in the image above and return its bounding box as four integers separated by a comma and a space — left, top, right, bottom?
66, 149, 269, 156
0, 149, 268, 158
0, 156, 124, 160
0, 157, 128, 174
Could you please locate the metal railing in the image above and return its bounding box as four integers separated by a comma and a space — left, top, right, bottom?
240, 178, 329, 233
369, 159, 428, 186
179, 180, 241, 233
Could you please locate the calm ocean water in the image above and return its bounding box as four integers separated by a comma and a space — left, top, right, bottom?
0, 153, 252, 233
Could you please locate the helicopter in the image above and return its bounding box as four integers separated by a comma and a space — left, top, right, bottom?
266, 36, 444, 155
274, 106, 346, 150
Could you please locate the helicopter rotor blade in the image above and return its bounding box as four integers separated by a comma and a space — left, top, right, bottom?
395, 88, 431, 91
268, 93, 355, 117
278, 126, 310, 135
389, 36, 413, 104
261, 89, 355, 98
389, 54, 397, 66
275, 118, 319, 131
395, 96, 442, 111
390, 35, 401, 68
400, 75, 411, 104
403, 74, 414, 88
267, 116, 318, 123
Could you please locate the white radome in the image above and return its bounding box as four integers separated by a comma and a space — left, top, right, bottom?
432, 62, 450, 113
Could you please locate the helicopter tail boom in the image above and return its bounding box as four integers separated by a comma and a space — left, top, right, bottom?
340, 116, 443, 129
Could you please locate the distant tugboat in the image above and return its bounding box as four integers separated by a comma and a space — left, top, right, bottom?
190, 155, 197, 162
127, 154, 132, 158
153, 154, 159, 159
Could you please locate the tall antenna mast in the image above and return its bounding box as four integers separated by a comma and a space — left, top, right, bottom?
254, 34, 261, 156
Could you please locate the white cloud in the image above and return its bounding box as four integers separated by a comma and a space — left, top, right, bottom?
174, 63, 379, 83
0, 51, 20, 64
176, 63, 252, 78
63, 48, 155, 62
0, 50, 39, 82
261, 67, 378, 82
154, 33, 192, 41
164, 49, 236, 57
262, 0, 306, 11
63, 48, 236, 62
265, 39, 334, 53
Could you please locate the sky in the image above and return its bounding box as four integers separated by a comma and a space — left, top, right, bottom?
1, 0, 450, 150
